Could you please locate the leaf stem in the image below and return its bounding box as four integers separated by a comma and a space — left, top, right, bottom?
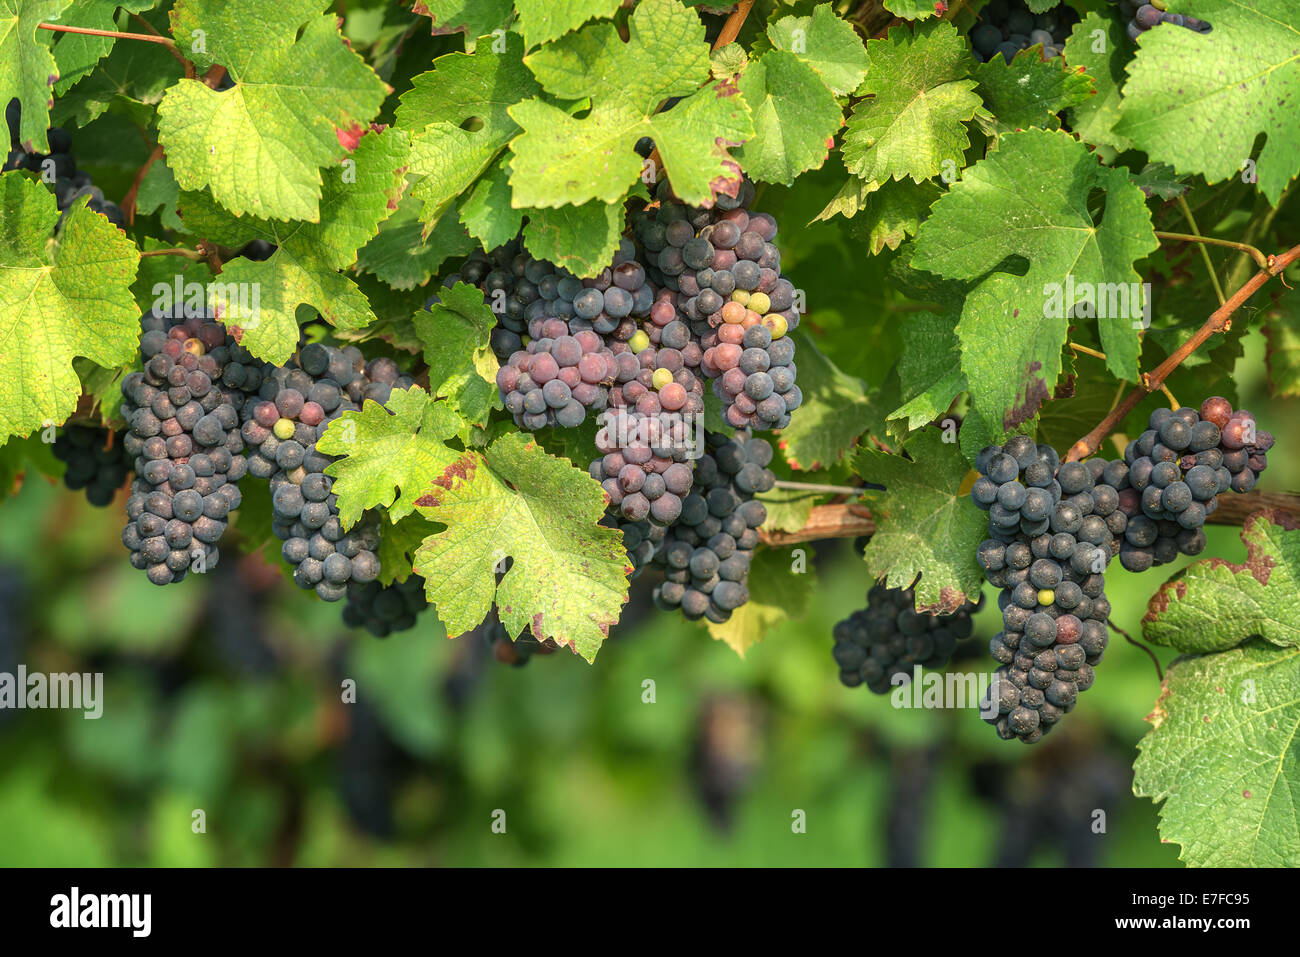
1155, 230, 1269, 275
772, 480, 868, 497
1067, 342, 1107, 361
1064, 240, 1300, 463
121, 143, 163, 226
1108, 618, 1163, 683
139, 247, 206, 261
38, 22, 178, 49
128, 12, 191, 70
1159, 382, 1179, 410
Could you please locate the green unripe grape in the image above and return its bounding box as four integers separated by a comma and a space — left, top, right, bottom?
274, 417, 296, 440
651, 368, 674, 390
767, 313, 789, 339
730, 290, 750, 306
1037, 588, 1055, 607
628, 330, 651, 353
747, 292, 771, 315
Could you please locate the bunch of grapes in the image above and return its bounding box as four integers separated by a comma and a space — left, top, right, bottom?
633, 180, 801, 430
4, 100, 126, 228
118, 309, 260, 585
602, 513, 665, 579
652, 432, 773, 623
1117, 0, 1211, 40
239, 342, 411, 600
591, 411, 697, 525
1116, 398, 1272, 571
832, 585, 982, 692
971, 435, 1115, 743
496, 319, 622, 429
342, 575, 430, 637
968, 0, 1081, 63
52, 424, 132, 506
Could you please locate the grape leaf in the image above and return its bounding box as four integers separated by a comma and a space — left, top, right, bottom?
157, 0, 389, 222
912, 129, 1158, 435
1114, 0, 1300, 205
513, 0, 621, 49
411, 432, 629, 662
176, 128, 409, 365
376, 512, 440, 586
1263, 302, 1300, 397
51, 0, 156, 95
1062, 12, 1131, 152
849, 178, 942, 255
356, 196, 475, 291
842, 22, 986, 187
881, 0, 941, 18
1, 0, 68, 152
767, 3, 869, 96
776, 331, 874, 471
133, 159, 184, 231
1133, 640, 1300, 867
1143, 510, 1300, 654
509, 0, 752, 208
1131, 162, 1188, 200
734, 50, 841, 185
0, 174, 140, 443
888, 310, 966, 430
458, 156, 521, 249
396, 32, 539, 235
411, 0, 513, 47
854, 429, 987, 613
522, 199, 624, 278
315, 385, 463, 529
973, 47, 1093, 134
705, 546, 812, 657
413, 282, 500, 429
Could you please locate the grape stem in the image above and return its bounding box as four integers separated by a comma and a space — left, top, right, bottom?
1064, 240, 1300, 463
139, 247, 206, 261
1067, 342, 1107, 361
1107, 618, 1163, 683
121, 144, 164, 226
772, 480, 871, 497
127, 12, 192, 71
1157, 227, 1267, 274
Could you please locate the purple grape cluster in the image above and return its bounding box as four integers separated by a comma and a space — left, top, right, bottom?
969, 0, 1080, 63
53, 425, 131, 506
342, 574, 430, 637
239, 342, 412, 601
652, 432, 773, 623
119, 309, 260, 584
1118, 1, 1211, 41
833, 586, 981, 693
496, 320, 620, 429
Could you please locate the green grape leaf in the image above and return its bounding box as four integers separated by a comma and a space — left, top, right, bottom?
854, 429, 987, 613
458, 156, 521, 249
157, 0, 389, 221
376, 512, 439, 586
513, 0, 621, 49
1, 0, 68, 152
1033, 363, 1118, 455
413, 282, 500, 429
134, 159, 184, 231
509, 0, 751, 208
734, 50, 841, 185
710, 41, 746, 80
767, 3, 869, 96
1114, 0, 1300, 205
522, 199, 624, 278
1133, 640, 1300, 867
888, 310, 966, 430
973, 47, 1093, 134
51, 0, 156, 95
705, 546, 812, 657
356, 196, 475, 291
849, 178, 942, 254
1062, 12, 1131, 152
315, 385, 464, 529
1143, 511, 1300, 654
842, 22, 985, 187
1131, 162, 1188, 200
777, 331, 876, 472
881, 0, 940, 18
411, 0, 513, 46
177, 128, 409, 365
0, 174, 140, 443
412, 432, 629, 662
397, 32, 539, 234
912, 129, 1158, 435
1263, 301, 1300, 397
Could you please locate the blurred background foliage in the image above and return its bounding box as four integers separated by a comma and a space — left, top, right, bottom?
1, 145, 1296, 868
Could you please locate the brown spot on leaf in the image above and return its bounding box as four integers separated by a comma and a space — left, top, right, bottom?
1003, 362, 1049, 430
336, 122, 365, 152
1054, 375, 1076, 399
1243, 790, 1252, 798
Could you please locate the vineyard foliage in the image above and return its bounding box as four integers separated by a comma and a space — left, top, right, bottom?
1, 0, 1299, 866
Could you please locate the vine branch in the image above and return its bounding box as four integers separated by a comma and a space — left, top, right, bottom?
1064, 240, 1300, 463
714, 1, 755, 49
757, 489, 1300, 547
1155, 230, 1269, 272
